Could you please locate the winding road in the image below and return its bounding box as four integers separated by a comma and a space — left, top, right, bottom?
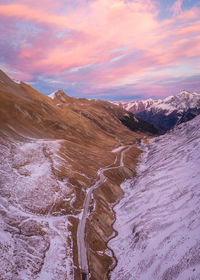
77, 145, 132, 280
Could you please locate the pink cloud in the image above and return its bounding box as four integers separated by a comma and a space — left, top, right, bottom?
0, 0, 200, 98
0, 4, 70, 28
170, 0, 183, 16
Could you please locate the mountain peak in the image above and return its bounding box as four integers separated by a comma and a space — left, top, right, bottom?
48, 90, 69, 102
113, 90, 200, 131
177, 90, 200, 99
178, 90, 193, 97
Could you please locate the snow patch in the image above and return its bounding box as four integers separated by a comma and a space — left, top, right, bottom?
112, 146, 124, 153
48, 91, 56, 99
0, 138, 74, 280
12, 79, 21, 84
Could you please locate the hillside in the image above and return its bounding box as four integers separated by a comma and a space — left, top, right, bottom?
109, 114, 200, 279
0, 69, 159, 280
113, 91, 200, 131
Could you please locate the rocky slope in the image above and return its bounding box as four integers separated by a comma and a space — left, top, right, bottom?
113, 91, 200, 131
0, 69, 159, 280
109, 114, 200, 279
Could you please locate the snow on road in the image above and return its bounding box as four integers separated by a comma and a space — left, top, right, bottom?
109, 115, 200, 280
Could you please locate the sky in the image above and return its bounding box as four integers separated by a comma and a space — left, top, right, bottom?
0, 0, 200, 100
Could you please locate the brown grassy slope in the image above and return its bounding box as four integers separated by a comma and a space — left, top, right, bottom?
0, 69, 159, 279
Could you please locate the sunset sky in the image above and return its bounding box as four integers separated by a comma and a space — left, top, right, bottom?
1, 0, 200, 100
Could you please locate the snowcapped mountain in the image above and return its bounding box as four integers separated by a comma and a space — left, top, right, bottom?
109, 114, 200, 279
113, 91, 200, 131
48, 90, 69, 101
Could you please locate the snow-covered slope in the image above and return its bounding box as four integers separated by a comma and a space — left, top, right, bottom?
109, 115, 200, 280
113, 91, 200, 131
0, 137, 74, 280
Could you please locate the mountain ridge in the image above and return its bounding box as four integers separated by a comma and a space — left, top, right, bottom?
113, 90, 200, 131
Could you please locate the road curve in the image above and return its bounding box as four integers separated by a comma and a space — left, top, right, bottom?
77, 145, 132, 279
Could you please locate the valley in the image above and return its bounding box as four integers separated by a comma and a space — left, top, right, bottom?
1, 0, 200, 278
0, 69, 200, 280
77, 145, 131, 279
0, 70, 156, 279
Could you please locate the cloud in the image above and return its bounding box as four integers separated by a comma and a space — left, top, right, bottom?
0, 0, 200, 99
170, 0, 183, 16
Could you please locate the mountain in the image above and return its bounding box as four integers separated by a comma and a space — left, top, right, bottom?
113, 91, 200, 131
109, 114, 200, 279
1, 69, 200, 280
0, 69, 159, 280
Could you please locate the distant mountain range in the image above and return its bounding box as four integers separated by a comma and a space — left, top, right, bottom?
113, 91, 200, 131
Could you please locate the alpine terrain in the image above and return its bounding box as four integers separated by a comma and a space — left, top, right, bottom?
109, 114, 200, 280
0, 69, 199, 280
113, 91, 200, 131
0, 69, 159, 280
